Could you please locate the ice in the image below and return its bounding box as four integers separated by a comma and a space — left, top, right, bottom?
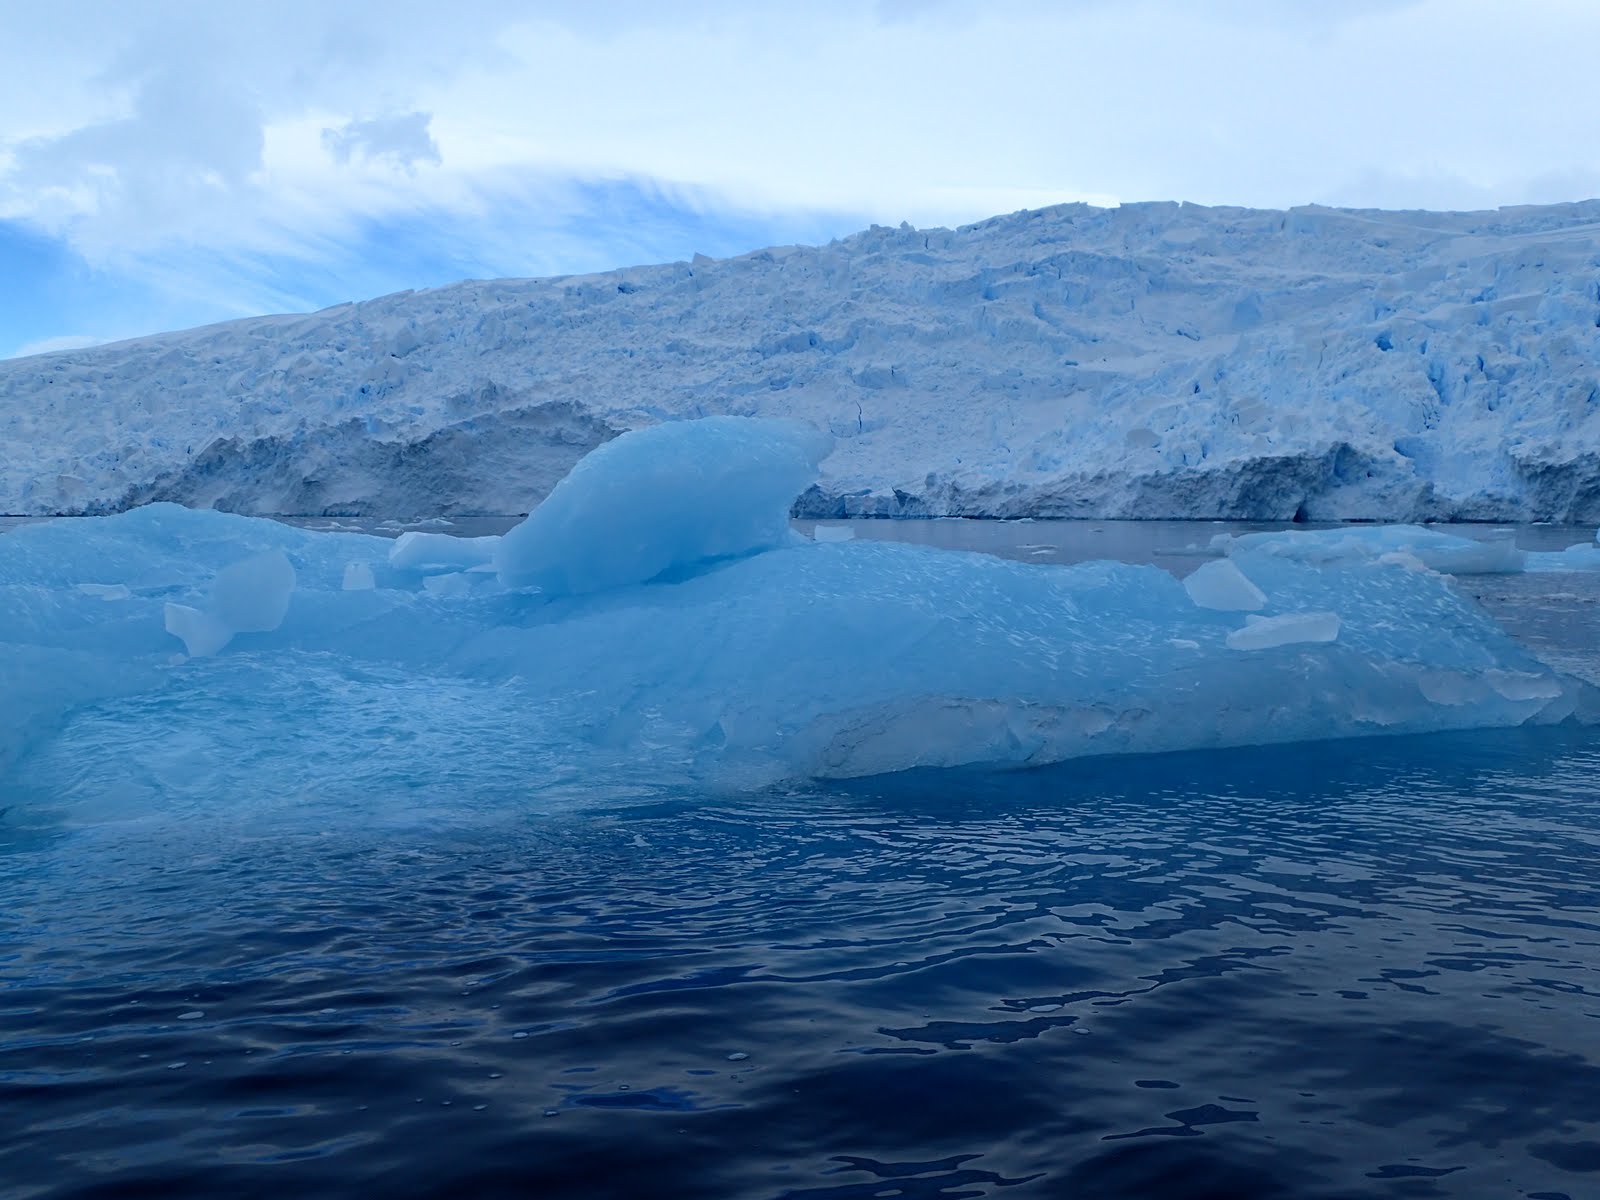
5, 202, 1600, 525
162, 549, 296, 657
1226, 612, 1341, 651
75, 583, 131, 601
1211, 526, 1525, 575
342, 562, 376, 591
210, 551, 296, 633
0, 420, 1592, 810
389, 532, 499, 572
495, 417, 831, 595
811, 525, 856, 543
1525, 543, 1600, 573
1183, 559, 1267, 611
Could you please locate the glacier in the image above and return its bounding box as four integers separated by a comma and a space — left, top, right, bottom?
1, 418, 1591, 817
3, 201, 1600, 522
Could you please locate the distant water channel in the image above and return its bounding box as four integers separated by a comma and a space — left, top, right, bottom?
4, 516, 1600, 1198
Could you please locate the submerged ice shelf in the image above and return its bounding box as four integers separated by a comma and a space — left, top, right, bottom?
1, 419, 1593, 816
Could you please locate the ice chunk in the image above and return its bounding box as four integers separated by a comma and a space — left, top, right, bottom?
1226, 611, 1341, 651
163, 550, 296, 657
422, 572, 474, 597
1183, 559, 1266, 611
1525, 543, 1600, 572
812, 524, 856, 543
1212, 526, 1525, 575
389, 532, 499, 571
75, 583, 131, 601
343, 562, 376, 591
496, 417, 831, 595
211, 551, 296, 633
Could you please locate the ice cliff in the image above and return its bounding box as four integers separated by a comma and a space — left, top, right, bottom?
3, 200, 1600, 520
2, 420, 1591, 812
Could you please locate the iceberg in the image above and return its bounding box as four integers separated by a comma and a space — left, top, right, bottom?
0, 418, 1590, 815
1209, 525, 1526, 575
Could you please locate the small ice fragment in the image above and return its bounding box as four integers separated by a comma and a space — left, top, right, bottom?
1183, 559, 1266, 611
212, 550, 296, 633
389, 532, 499, 571
1168, 638, 1200, 650
342, 562, 376, 591
726, 1052, 749, 1061
1226, 612, 1341, 651
1377, 551, 1430, 572
1484, 669, 1563, 702
75, 583, 131, 600
423, 572, 473, 597
812, 524, 855, 542
166, 1062, 187, 1070
177, 1011, 204, 1020
512, 1031, 529, 1039
164, 603, 233, 658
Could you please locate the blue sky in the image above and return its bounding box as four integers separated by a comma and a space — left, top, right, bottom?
3, 0, 1598, 359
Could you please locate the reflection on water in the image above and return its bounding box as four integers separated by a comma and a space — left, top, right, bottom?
4, 727, 1600, 1198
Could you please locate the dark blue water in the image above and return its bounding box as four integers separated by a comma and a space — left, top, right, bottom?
4, 726, 1600, 1199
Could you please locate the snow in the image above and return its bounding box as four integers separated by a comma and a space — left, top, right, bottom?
3, 201, 1600, 521
0, 419, 1591, 809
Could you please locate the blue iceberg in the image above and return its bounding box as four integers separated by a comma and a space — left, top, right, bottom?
1, 418, 1591, 817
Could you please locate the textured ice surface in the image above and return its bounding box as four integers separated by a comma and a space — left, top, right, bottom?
1183, 559, 1267, 611
495, 417, 830, 594
1211, 525, 1527, 574
4, 202, 1600, 522
0, 420, 1591, 812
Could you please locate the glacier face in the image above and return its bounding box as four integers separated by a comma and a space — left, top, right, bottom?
2, 200, 1600, 521
1, 419, 1590, 816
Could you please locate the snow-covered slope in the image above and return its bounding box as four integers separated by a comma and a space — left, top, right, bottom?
4, 200, 1600, 520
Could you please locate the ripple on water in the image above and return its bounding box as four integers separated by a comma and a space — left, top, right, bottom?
2, 725, 1600, 1198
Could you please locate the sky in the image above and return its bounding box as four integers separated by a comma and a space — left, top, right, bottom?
2, 0, 1597, 359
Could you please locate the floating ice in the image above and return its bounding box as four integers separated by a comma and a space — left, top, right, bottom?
495, 417, 831, 595
389, 532, 499, 572
0, 419, 1592, 814
811, 525, 856, 543
1183, 559, 1266, 611
1525, 542, 1600, 573
75, 583, 131, 601
163, 550, 296, 658
342, 562, 376, 591
1210, 526, 1525, 575
1226, 612, 1341, 651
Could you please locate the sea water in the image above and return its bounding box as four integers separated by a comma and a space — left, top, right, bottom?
3, 518, 1599, 1199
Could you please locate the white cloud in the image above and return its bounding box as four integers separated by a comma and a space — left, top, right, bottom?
0, 0, 1596, 292
321, 113, 442, 171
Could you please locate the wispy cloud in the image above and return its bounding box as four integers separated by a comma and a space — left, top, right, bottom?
1, 0, 1597, 355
